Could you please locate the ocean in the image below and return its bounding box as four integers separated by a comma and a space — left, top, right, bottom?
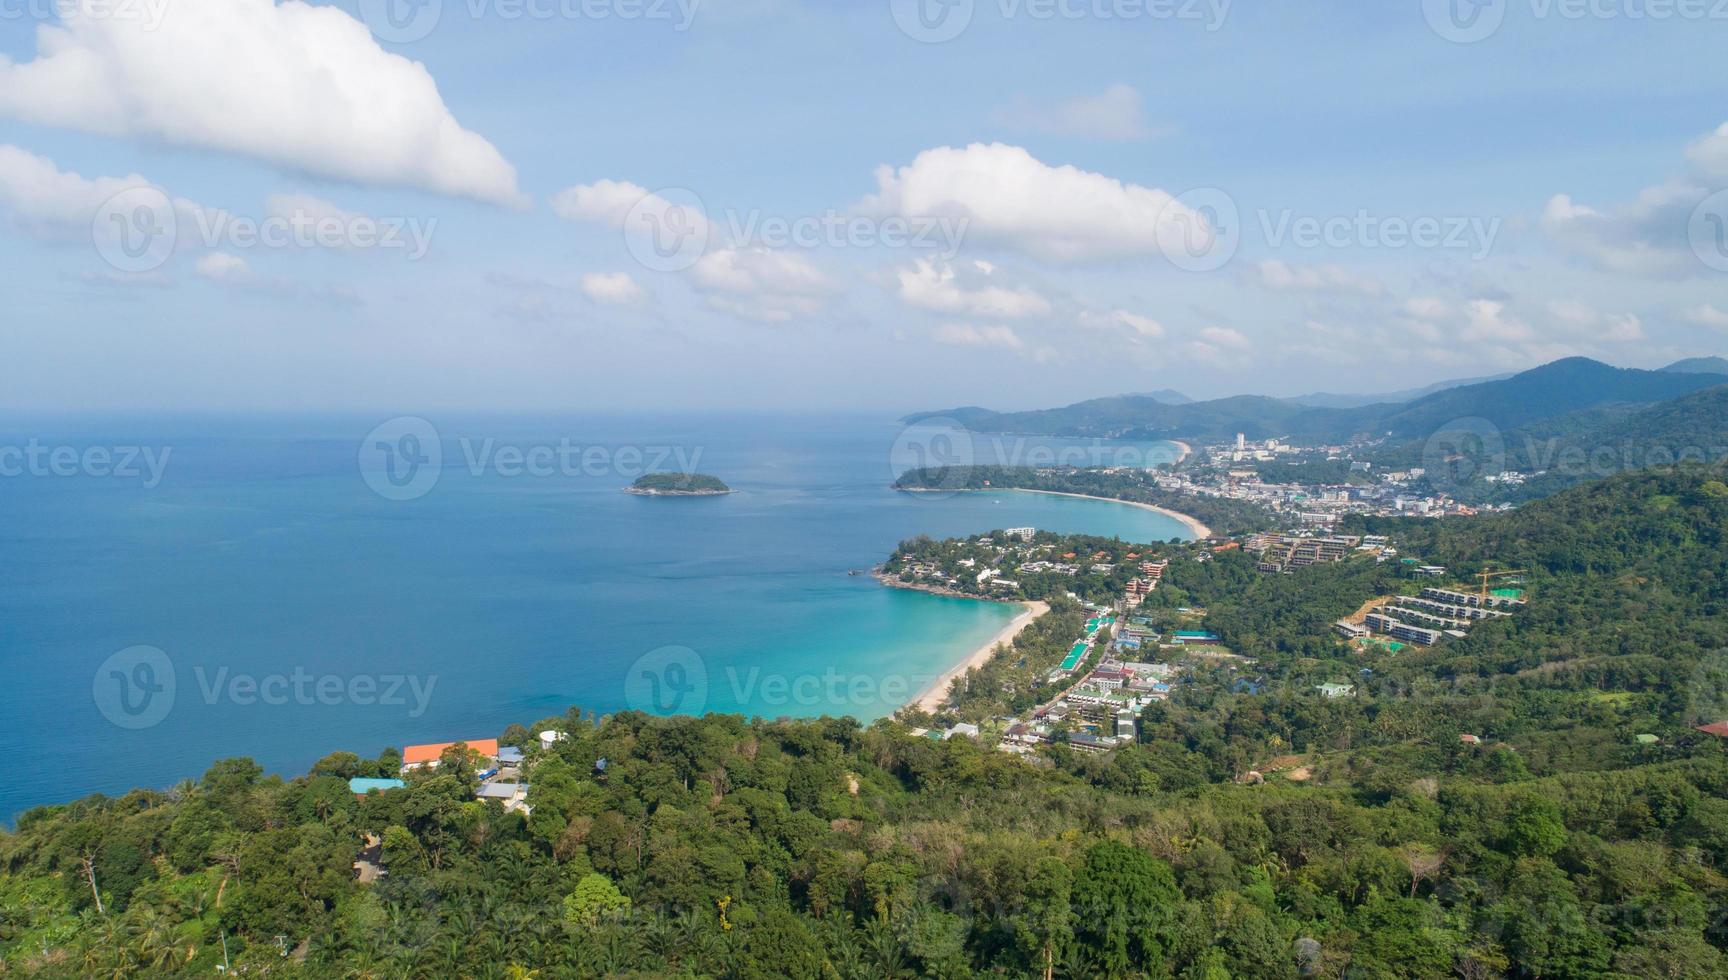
0, 414, 1188, 820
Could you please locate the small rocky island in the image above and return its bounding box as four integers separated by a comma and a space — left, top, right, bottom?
624, 472, 734, 496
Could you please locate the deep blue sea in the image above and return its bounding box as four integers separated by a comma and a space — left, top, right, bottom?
0, 414, 1187, 820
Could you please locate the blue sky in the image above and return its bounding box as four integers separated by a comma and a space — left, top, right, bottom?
2, 0, 1727, 414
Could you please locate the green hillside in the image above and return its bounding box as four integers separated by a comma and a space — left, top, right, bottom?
5, 470, 1728, 977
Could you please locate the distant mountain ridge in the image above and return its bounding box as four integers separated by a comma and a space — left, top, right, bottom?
1283, 373, 1513, 409
1662, 356, 1728, 375
906, 357, 1728, 445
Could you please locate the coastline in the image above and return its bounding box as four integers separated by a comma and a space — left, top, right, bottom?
894, 486, 1213, 540
1006, 489, 1212, 539
909, 599, 1050, 713
1171, 440, 1193, 466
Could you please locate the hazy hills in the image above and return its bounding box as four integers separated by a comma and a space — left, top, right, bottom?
907, 357, 1728, 446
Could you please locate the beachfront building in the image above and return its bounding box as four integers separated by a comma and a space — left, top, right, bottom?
401, 738, 500, 772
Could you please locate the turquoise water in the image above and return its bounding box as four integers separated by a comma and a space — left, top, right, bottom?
0, 415, 1187, 819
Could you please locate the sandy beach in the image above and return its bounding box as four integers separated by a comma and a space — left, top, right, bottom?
1171, 440, 1194, 466
912, 600, 1049, 713
1007, 489, 1213, 540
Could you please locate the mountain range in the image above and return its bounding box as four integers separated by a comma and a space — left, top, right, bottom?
907, 357, 1728, 446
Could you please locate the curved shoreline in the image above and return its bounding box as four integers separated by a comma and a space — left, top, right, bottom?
909, 600, 1050, 713
1005, 489, 1212, 540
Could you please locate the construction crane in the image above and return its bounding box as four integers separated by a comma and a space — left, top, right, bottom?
1477, 567, 1526, 605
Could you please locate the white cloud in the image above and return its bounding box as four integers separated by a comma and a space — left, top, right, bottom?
693, 246, 829, 296
1256, 259, 1383, 296
1544, 300, 1646, 342
0, 0, 523, 207
579, 271, 647, 305
1199, 325, 1250, 350
1538, 119, 1728, 279
893, 258, 1052, 318
0, 144, 160, 239
860, 142, 1203, 262
1462, 299, 1535, 343
1404, 297, 1449, 320
1680, 303, 1728, 331
1184, 325, 1251, 366
933, 323, 1024, 350
1076, 308, 1165, 338
549, 180, 703, 232
1685, 122, 1728, 182
194, 249, 357, 304
1540, 185, 1706, 278
692, 246, 830, 323
992, 84, 1159, 141
195, 252, 250, 282
263, 193, 359, 228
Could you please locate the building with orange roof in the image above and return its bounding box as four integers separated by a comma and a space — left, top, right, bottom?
402, 738, 500, 771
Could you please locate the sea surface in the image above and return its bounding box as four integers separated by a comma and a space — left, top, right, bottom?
0, 414, 1188, 820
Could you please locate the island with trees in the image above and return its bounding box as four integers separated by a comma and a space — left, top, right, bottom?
624, 472, 733, 496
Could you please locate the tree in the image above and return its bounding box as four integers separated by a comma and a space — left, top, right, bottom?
563, 873, 631, 928
1016, 856, 1074, 980
1071, 840, 1178, 977
1504, 795, 1567, 858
